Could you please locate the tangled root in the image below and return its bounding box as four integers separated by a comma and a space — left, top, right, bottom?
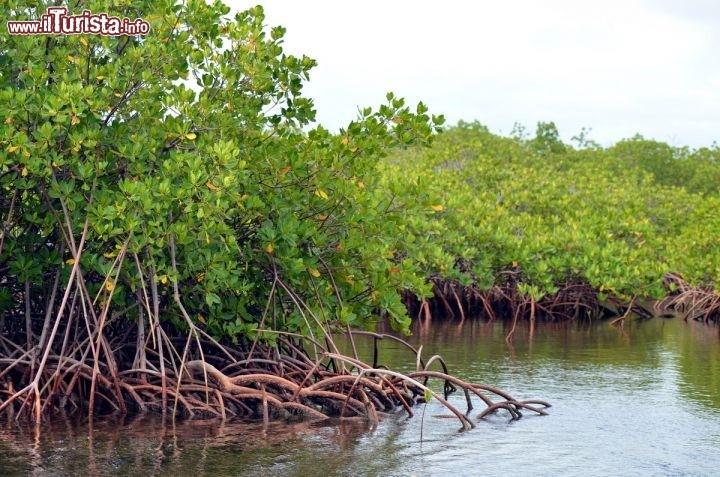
663, 273, 720, 324
0, 326, 548, 430
403, 272, 720, 328
402, 275, 606, 326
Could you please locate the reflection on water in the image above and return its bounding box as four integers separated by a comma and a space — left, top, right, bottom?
0, 417, 383, 477
2, 318, 720, 476
671, 323, 720, 410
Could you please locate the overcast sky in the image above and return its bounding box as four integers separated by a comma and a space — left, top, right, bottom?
229, 1, 720, 147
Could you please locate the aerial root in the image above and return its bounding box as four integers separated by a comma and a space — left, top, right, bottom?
403, 274, 720, 327
0, 326, 547, 430
402, 276, 605, 326
664, 274, 720, 324
0, 259, 546, 428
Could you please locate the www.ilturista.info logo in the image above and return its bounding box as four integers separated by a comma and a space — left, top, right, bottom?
7, 7, 150, 36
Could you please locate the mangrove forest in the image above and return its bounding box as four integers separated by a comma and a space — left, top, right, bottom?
1, 1, 720, 475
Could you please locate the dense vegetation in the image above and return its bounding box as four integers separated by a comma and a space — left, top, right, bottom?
383, 122, 720, 322
0, 0, 443, 345
1, 0, 717, 423
0, 1, 543, 425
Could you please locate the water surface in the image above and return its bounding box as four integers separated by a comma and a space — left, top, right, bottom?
2, 318, 720, 476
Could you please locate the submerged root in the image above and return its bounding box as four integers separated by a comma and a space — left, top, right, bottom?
664, 274, 720, 324
0, 320, 548, 430
402, 275, 606, 325
402, 272, 720, 327
0, 239, 547, 429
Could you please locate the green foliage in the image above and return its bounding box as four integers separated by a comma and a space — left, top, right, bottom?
383, 121, 720, 301
0, 1, 441, 338
531, 121, 566, 154
3, 1, 717, 341
609, 137, 720, 195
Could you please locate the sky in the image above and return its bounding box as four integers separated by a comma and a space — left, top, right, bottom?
228, 0, 720, 147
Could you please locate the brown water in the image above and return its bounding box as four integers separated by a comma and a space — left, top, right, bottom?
2, 318, 720, 476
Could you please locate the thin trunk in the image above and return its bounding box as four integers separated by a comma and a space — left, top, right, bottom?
39, 256, 64, 350
134, 289, 147, 370
150, 266, 167, 411
25, 280, 32, 351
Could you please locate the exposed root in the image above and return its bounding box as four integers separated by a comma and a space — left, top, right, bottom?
664, 274, 720, 324
402, 275, 607, 325
0, 316, 548, 430
402, 272, 720, 327
0, 229, 547, 429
